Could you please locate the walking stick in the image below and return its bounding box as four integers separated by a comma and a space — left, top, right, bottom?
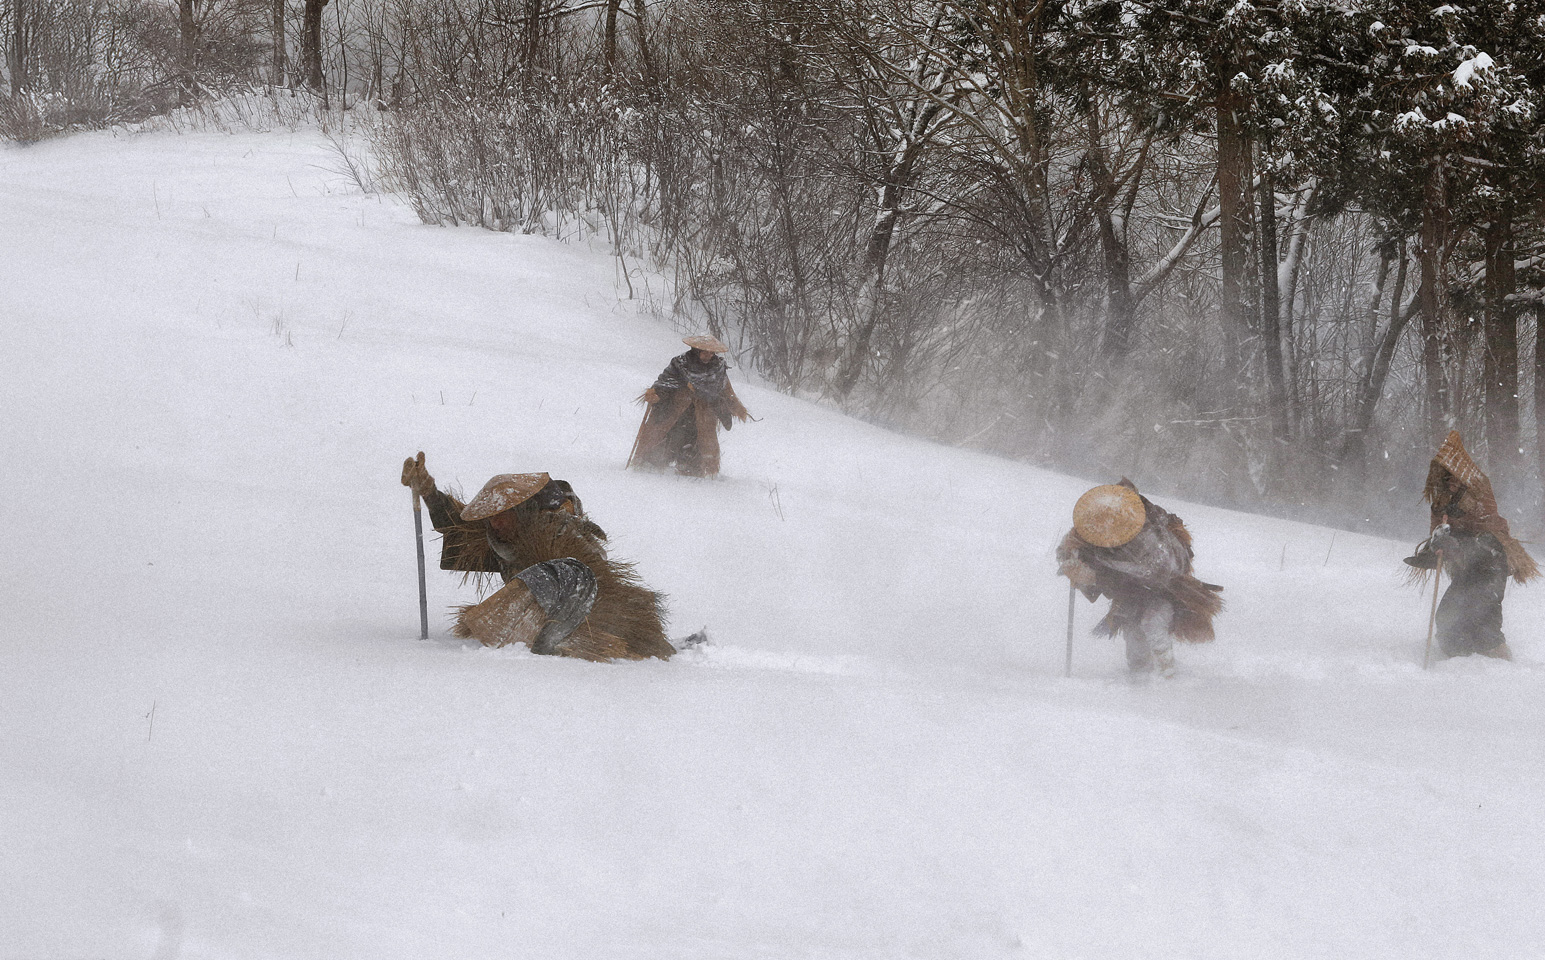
1422, 550, 1442, 669
1065, 579, 1076, 678
412, 487, 429, 640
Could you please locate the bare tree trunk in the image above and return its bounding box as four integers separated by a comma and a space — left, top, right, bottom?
1088, 98, 1135, 361
1418, 162, 1449, 437
1483, 213, 1519, 466
604, 0, 619, 77
522, 0, 543, 74
1363, 238, 1394, 358
1277, 185, 1316, 428
832, 170, 906, 401
302, 0, 329, 95
9, 0, 27, 97
1215, 77, 1253, 384
1342, 255, 1414, 467
178, 0, 198, 105
365, 4, 384, 105
1258, 149, 1289, 442
631, 0, 654, 89
273, 0, 286, 85
1535, 302, 1545, 527
832, 146, 920, 400
334, 0, 348, 110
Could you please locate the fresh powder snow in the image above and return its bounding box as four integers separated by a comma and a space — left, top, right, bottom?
3, 126, 1543, 960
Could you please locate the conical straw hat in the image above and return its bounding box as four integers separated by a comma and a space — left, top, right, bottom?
461, 472, 552, 521
682, 335, 728, 353
1073, 484, 1146, 548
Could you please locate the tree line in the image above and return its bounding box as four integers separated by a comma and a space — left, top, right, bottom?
8, 1, 1545, 533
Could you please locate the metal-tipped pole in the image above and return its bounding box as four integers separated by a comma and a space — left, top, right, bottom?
1423, 550, 1443, 669
413, 488, 429, 640
1065, 580, 1076, 678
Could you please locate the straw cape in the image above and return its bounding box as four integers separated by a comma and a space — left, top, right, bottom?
447, 509, 673, 661
628, 340, 750, 477
416, 475, 673, 661
1422, 430, 1538, 584
1057, 480, 1223, 644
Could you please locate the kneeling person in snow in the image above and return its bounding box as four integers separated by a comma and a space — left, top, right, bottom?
1404, 431, 1536, 661
402, 452, 675, 661
1056, 480, 1223, 678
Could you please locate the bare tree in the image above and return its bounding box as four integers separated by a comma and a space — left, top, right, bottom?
273, 0, 285, 84
177, 0, 198, 103
1416, 162, 1451, 435
1482, 214, 1520, 467
9, 0, 27, 97
301, 0, 327, 93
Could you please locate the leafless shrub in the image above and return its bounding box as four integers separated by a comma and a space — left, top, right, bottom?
0, 0, 268, 141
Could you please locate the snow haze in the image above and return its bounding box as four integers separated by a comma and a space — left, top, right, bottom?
3, 127, 1543, 959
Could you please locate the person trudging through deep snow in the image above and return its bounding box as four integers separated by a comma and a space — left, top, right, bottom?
401, 452, 677, 661
1404, 431, 1537, 661
628, 335, 750, 477
1056, 480, 1223, 678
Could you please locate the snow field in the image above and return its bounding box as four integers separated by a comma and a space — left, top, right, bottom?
2, 127, 1543, 959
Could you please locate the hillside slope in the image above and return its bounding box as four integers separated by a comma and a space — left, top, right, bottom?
2, 127, 1542, 960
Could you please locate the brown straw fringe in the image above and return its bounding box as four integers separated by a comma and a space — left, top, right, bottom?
1422, 431, 1538, 584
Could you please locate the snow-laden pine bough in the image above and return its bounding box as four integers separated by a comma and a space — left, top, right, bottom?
1057, 480, 1223, 679
628, 335, 751, 478
1404, 431, 1536, 664
401, 453, 699, 661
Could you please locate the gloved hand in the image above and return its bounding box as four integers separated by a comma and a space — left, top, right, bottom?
1058, 557, 1098, 591
1404, 522, 1453, 569
401, 451, 436, 499
1422, 522, 1453, 552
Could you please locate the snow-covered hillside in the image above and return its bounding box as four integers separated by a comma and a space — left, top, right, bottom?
3, 127, 1543, 960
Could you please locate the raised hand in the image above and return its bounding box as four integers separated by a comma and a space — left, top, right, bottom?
401, 451, 436, 499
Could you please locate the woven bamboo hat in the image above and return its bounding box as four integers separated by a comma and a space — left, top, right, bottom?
461, 472, 552, 522
1430, 430, 1487, 494
1073, 484, 1146, 548
683, 335, 728, 353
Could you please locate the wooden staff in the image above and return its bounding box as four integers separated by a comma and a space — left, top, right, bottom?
1423, 550, 1443, 669
413, 487, 429, 641
1065, 579, 1076, 678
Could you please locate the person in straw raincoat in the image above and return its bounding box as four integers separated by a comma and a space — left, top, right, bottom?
628, 335, 750, 477
401, 452, 676, 661
1056, 479, 1223, 678
1404, 431, 1536, 661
